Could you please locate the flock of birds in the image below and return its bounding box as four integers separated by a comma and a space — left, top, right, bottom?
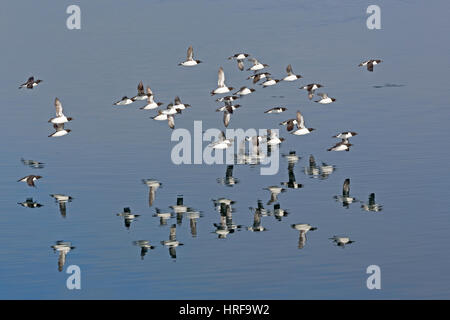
16, 46, 384, 268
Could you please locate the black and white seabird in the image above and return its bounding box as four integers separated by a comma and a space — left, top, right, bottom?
48, 98, 73, 124
161, 224, 183, 259
211, 67, 233, 95
265, 107, 287, 114
132, 240, 155, 260
359, 59, 382, 72
179, 45, 202, 66
247, 58, 268, 72
50, 194, 73, 218
261, 77, 280, 87
17, 175, 42, 187
140, 86, 164, 110
48, 123, 71, 138
282, 64, 302, 81
263, 186, 286, 205
173, 96, 191, 110
228, 53, 249, 60
21, 158, 44, 169
266, 129, 285, 146
330, 236, 354, 247
216, 104, 240, 112
132, 81, 149, 101
279, 118, 297, 131
142, 179, 161, 207
217, 165, 239, 187
247, 72, 271, 84
299, 83, 323, 100
361, 193, 383, 212
117, 207, 140, 230
216, 95, 239, 103
19, 76, 42, 89
153, 208, 173, 226
334, 179, 357, 208
291, 111, 315, 135
18, 198, 43, 208
151, 110, 172, 121
209, 131, 233, 149
333, 131, 358, 139
113, 96, 133, 106
327, 140, 352, 152
51, 241, 75, 272
315, 93, 336, 104
234, 86, 255, 96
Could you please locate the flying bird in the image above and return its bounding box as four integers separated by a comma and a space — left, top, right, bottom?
179, 45, 202, 66
211, 67, 233, 95
359, 59, 382, 72
48, 98, 73, 124
282, 64, 302, 81
19, 76, 42, 89
291, 111, 315, 135
17, 175, 42, 187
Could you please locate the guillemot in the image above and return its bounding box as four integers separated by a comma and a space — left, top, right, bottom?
48, 123, 71, 138
51, 241, 75, 272
140, 86, 163, 110
50, 194, 73, 218
48, 98, 73, 124
333, 131, 358, 139
330, 236, 354, 247
334, 178, 357, 208
263, 185, 286, 205
327, 140, 352, 152
21, 158, 44, 169
216, 95, 239, 103
113, 96, 133, 106
142, 179, 161, 206
117, 207, 140, 230
247, 72, 271, 84
291, 111, 315, 135
19, 76, 42, 89
299, 83, 323, 100
161, 224, 184, 259
132, 81, 149, 101
211, 67, 233, 95
234, 86, 255, 96
282, 64, 302, 81
261, 77, 280, 87
359, 59, 382, 72
18, 198, 43, 208
315, 93, 336, 104
208, 131, 233, 149
361, 193, 383, 212
17, 175, 42, 187
228, 53, 249, 60
265, 107, 287, 114
179, 45, 202, 66
216, 104, 240, 112
247, 58, 268, 72
132, 240, 155, 260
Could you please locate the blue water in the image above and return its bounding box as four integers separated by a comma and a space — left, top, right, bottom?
0, 0, 449, 299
